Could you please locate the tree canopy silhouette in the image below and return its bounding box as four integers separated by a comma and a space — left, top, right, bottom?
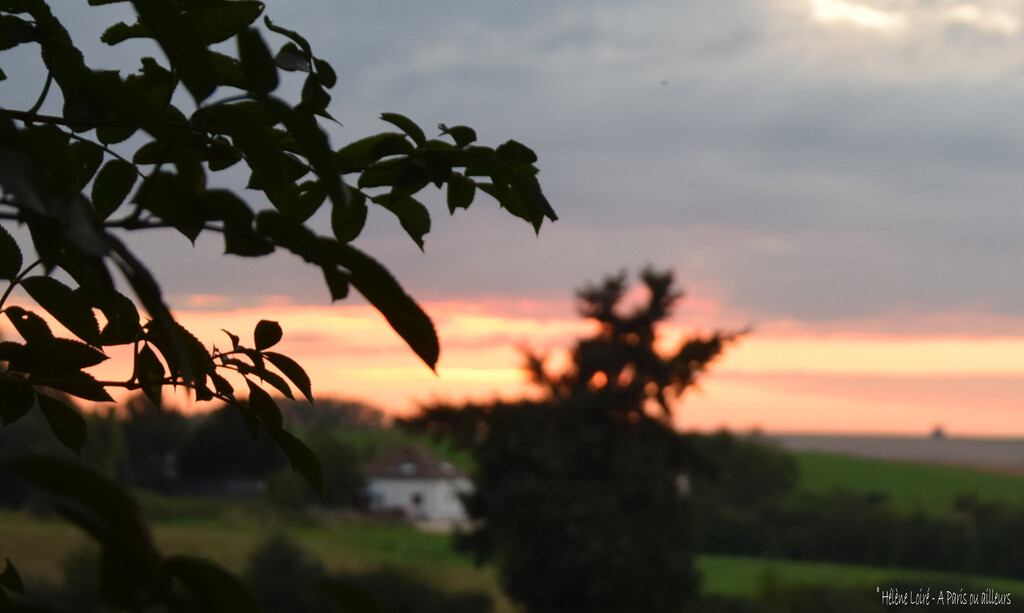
404, 268, 741, 613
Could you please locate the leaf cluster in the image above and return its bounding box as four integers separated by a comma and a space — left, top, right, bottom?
0, 0, 555, 494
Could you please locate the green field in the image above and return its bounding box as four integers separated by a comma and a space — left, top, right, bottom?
792, 451, 1024, 512
4, 451, 1024, 609
5, 504, 1024, 611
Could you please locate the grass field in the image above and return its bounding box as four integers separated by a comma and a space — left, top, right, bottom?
5, 505, 1024, 611
791, 451, 1024, 512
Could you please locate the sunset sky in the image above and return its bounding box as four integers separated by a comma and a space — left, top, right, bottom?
7, 0, 1024, 435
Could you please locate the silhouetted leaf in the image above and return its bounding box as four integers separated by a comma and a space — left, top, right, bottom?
21, 276, 103, 346
69, 141, 104, 192
0, 15, 40, 51
209, 371, 234, 397
97, 290, 142, 346
268, 98, 346, 210
37, 371, 114, 402
266, 426, 323, 496
373, 194, 430, 250
439, 124, 476, 147
333, 244, 439, 370
312, 57, 336, 88
32, 338, 109, 371
0, 224, 22, 280
496, 139, 538, 164
100, 20, 147, 45
336, 133, 413, 171
274, 42, 309, 72
252, 365, 293, 400
92, 159, 137, 220
263, 17, 312, 59
238, 27, 277, 94
321, 265, 350, 301
37, 392, 87, 454
331, 188, 367, 243
0, 379, 34, 426
6, 457, 159, 609
447, 173, 476, 213
5, 306, 53, 344
265, 351, 313, 404
131, 0, 217, 102
0, 559, 23, 595
246, 379, 283, 427
381, 112, 426, 147
164, 556, 260, 613
135, 341, 164, 394
253, 319, 282, 351
222, 329, 241, 351
194, 1, 264, 45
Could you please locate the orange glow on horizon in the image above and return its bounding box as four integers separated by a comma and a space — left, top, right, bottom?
3, 296, 1023, 435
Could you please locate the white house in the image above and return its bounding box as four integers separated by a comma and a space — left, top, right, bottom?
363, 444, 473, 525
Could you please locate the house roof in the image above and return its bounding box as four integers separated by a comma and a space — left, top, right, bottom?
362, 444, 467, 479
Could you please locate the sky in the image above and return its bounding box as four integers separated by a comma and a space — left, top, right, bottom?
6, 0, 1024, 435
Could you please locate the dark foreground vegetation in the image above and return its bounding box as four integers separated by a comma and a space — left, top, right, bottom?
3, 399, 1024, 612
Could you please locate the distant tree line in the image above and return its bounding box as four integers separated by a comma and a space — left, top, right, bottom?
690, 433, 1024, 581
0, 395, 378, 510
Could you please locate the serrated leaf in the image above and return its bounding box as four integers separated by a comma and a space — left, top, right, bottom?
446, 173, 476, 213
274, 43, 310, 72
374, 195, 430, 250
268, 99, 346, 211
254, 210, 324, 264
204, 104, 295, 210
335, 133, 413, 171
0, 224, 22, 280
333, 244, 439, 371
131, 0, 217, 103
209, 51, 246, 89
331, 188, 366, 243
21, 276, 103, 346
97, 125, 137, 145
0, 379, 34, 426
221, 329, 241, 350
35, 371, 114, 402
69, 141, 105, 192
313, 58, 336, 88
5, 306, 53, 344
266, 426, 323, 497
92, 159, 138, 220
37, 393, 88, 454
194, 1, 265, 45
136, 344, 164, 406
101, 20, 148, 46
253, 319, 282, 351
381, 112, 426, 147
142, 317, 214, 388
439, 124, 477, 148
321, 265, 350, 301
209, 371, 234, 397
0, 559, 23, 595
265, 351, 313, 404
263, 17, 312, 58
238, 27, 277, 94
253, 366, 293, 400
98, 290, 142, 346
35, 338, 109, 370
496, 139, 538, 163
246, 379, 282, 427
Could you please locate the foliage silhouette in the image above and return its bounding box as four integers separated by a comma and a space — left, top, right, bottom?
404, 268, 741, 613
0, 1, 554, 609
